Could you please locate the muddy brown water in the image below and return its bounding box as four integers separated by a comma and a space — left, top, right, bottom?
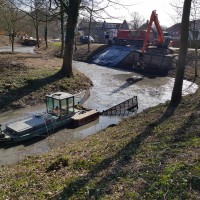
0, 58, 198, 165
76, 61, 198, 113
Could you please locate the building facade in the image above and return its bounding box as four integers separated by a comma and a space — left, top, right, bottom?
77, 18, 129, 43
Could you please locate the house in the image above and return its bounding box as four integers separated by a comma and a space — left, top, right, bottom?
166, 20, 200, 48
137, 21, 156, 43
77, 18, 129, 43
166, 23, 181, 40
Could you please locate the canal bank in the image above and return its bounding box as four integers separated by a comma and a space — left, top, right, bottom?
0, 60, 198, 165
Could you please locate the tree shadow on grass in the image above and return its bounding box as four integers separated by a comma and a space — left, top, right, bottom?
52, 104, 178, 199
135, 108, 200, 199
0, 71, 64, 112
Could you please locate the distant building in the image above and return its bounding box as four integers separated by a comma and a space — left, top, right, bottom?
166, 20, 200, 47
137, 21, 156, 43
77, 18, 129, 43
137, 21, 149, 31
166, 23, 181, 40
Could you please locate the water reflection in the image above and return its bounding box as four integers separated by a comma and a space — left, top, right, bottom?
0, 114, 121, 165
75, 62, 198, 113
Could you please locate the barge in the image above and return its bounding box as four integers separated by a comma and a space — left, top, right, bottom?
0, 92, 99, 144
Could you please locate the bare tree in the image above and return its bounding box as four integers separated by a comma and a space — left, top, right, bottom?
190, 0, 200, 77
129, 11, 145, 30
3, 0, 139, 78
86, 0, 94, 52
0, 0, 26, 52
30, 0, 46, 48
59, 2, 65, 57
170, 0, 200, 77
12, 0, 57, 48
59, 0, 132, 77
170, 0, 192, 105
44, 0, 49, 48
80, 0, 108, 52
60, 0, 81, 78
170, 0, 183, 24
79, 0, 135, 51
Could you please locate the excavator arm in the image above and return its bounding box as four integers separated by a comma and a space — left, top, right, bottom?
142, 10, 163, 53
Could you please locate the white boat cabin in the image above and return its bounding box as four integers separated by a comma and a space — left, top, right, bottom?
46, 92, 75, 117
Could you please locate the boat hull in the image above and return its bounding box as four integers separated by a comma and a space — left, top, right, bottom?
0, 115, 72, 144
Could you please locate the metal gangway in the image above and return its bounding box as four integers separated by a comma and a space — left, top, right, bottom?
101, 96, 138, 116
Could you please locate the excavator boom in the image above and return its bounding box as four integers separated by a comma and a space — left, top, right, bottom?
142, 10, 163, 53
133, 10, 176, 73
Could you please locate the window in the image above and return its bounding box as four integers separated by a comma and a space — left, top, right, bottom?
46, 97, 54, 113
68, 97, 74, 114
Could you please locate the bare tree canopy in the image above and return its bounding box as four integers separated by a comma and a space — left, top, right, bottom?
129, 11, 145, 30
0, 0, 26, 51
1, 0, 139, 78
170, 0, 200, 24
57, 0, 136, 77
170, 0, 200, 77
80, 0, 135, 22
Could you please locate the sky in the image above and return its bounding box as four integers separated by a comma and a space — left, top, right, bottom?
106, 0, 181, 28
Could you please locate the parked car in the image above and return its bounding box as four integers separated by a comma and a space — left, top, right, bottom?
80, 36, 95, 44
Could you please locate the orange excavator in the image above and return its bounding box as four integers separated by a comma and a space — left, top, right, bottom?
133, 10, 175, 73
141, 10, 170, 53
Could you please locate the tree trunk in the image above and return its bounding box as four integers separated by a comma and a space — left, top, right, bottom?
45, 17, 48, 48
60, 4, 64, 58
61, 33, 74, 77
36, 21, 40, 48
11, 34, 15, 52
195, 37, 198, 77
87, 15, 91, 52
61, 0, 81, 78
87, 0, 93, 52
45, 0, 48, 49
170, 0, 192, 105
74, 38, 77, 51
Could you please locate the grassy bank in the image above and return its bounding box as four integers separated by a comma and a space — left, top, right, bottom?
0, 42, 105, 112
0, 92, 199, 199
0, 51, 92, 112
0, 44, 199, 199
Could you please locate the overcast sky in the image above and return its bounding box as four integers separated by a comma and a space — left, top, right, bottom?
105, 0, 183, 28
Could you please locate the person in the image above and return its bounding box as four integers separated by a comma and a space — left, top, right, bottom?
53, 106, 60, 115
55, 106, 59, 110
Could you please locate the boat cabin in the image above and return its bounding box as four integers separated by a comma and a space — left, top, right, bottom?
46, 92, 75, 117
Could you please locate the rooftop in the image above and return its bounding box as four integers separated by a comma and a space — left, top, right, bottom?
46, 92, 74, 100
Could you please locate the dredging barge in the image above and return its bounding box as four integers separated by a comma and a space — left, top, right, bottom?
0, 92, 99, 144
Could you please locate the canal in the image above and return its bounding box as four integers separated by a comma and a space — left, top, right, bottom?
0, 49, 198, 165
